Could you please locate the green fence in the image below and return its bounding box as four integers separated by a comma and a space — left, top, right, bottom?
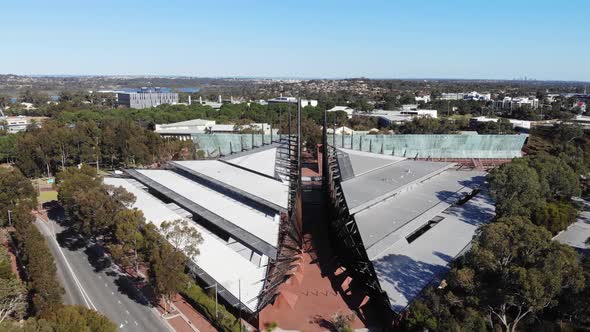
330, 134, 527, 159
192, 133, 275, 156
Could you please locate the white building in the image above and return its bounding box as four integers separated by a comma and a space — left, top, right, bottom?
327, 106, 355, 118
155, 119, 217, 140
493, 97, 539, 110
359, 109, 438, 126
155, 119, 275, 140
1, 116, 46, 134
440, 91, 491, 101
440, 93, 463, 100
267, 96, 318, 108
415, 95, 431, 103
300, 99, 318, 107
464, 91, 491, 101
470, 116, 531, 130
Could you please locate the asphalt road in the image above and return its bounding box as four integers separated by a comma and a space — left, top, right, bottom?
35, 216, 172, 332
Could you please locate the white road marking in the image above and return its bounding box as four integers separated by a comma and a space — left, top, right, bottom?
38, 219, 97, 311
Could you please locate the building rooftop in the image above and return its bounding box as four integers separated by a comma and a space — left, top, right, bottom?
171, 160, 288, 211
127, 169, 279, 256
335, 148, 495, 313
104, 177, 265, 312
372, 190, 495, 311
222, 145, 282, 180
339, 156, 454, 213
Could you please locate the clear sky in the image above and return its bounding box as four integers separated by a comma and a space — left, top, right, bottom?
2, 0, 588, 81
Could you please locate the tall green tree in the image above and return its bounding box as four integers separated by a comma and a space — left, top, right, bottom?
488, 160, 543, 218
0, 168, 37, 226
149, 242, 188, 312
110, 209, 145, 273
450, 217, 584, 332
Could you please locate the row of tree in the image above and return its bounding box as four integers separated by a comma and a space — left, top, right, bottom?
3, 118, 193, 178
56, 166, 202, 311
0, 167, 116, 331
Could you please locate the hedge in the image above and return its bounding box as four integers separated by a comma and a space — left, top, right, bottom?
181, 283, 243, 332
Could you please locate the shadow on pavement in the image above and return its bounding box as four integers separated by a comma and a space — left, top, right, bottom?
84, 244, 112, 273
114, 275, 150, 306
56, 227, 87, 251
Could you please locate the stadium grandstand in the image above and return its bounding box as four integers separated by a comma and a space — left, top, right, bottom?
322, 130, 506, 324
104, 116, 303, 323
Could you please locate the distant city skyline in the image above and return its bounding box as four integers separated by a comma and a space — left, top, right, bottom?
2, 0, 589, 81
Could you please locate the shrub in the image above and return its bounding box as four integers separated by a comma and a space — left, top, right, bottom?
181, 283, 242, 332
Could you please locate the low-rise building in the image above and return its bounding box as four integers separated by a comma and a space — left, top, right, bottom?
440, 91, 491, 101
155, 119, 275, 140
492, 96, 539, 110
155, 119, 217, 140
117, 87, 179, 109
0, 116, 47, 133
415, 95, 431, 103
327, 106, 355, 118
267, 96, 318, 108
359, 108, 438, 126
470, 116, 531, 130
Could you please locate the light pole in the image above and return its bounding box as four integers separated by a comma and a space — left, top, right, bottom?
7, 210, 11, 226
204, 283, 218, 320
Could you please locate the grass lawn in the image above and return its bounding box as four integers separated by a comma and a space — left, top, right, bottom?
38, 190, 58, 203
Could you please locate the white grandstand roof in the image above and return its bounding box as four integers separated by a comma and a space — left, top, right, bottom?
223, 147, 279, 179
104, 177, 265, 311
172, 160, 288, 210
134, 169, 280, 248
336, 148, 495, 313
372, 191, 495, 311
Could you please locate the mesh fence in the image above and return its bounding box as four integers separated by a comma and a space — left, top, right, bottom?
192, 133, 275, 156
330, 134, 527, 159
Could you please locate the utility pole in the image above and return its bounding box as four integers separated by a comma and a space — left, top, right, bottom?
204, 283, 218, 320
7, 210, 12, 226
238, 279, 242, 332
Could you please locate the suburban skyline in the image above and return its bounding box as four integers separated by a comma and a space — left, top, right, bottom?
2, 0, 589, 81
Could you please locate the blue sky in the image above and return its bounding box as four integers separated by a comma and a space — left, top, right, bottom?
2, 0, 588, 81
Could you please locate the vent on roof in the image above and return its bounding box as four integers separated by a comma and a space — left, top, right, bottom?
406, 216, 445, 244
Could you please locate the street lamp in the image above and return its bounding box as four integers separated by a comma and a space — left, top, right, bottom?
204, 283, 218, 320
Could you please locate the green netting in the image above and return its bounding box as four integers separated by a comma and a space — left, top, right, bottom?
331, 134, 527, 159
192, 133, 274, 156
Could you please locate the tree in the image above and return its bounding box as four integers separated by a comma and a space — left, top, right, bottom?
111, 209, 145, 272
160, 219, 203, 259
450, 217, 584, 332
0, 276, 26, 322
149, 242, 188, 312
488, 160, 543, 218
11, 206, 64, 316
0, 168, 37, 226
531, 201, 578, 234
528, 153, 580, 200
42, 305, 117, 332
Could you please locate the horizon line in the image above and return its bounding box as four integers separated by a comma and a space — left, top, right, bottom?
1, 73, 589, 84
